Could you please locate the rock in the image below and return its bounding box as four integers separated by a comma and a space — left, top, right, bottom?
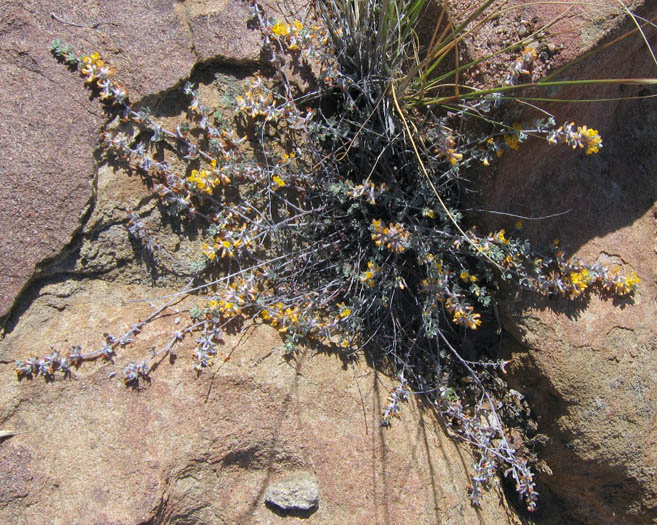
264, 471, 319, 513
0, 280, 520, 524
482, 2, 657, 522
179, 0, 307, 64
0, 0, 292, 322
2, 0, 655, 522
448, 0, 649, 88
0, 0, 102, 320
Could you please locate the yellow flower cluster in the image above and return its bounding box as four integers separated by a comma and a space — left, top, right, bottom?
202, 276, 261, 319
489, 229, 510, 245
541, 260, 640, 299
479, 137, 505, 166
346, 181, 388, 205
548, 122, 603, 155
187, 160, 231, 195
235, 75, 315, 131
579, 126, 603, 155
608, 268, 640, 295
263, 16, 339, 86
503, 122, 524, 151
260, 302, 300, 333
80, 52, 108, 81
504, 46, 538, 86
79, 51, 126, 102
235, 77, 276, 120
207, 298, 241, 316
371, 219, 410, 253
336, 302, 351, 318
569, 269, 591, 295
360, 260, 380, 287
434, 134, 463, 165
446, 296, 482, 330
624, 271, 641, 290
272, 20, 304, 38
269, 19, 327, 53
203, 238, 240, 260
419, 255, 448, 283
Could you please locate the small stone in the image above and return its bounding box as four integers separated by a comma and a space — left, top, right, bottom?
518, 24, 528, 38
264, 471, 319, 512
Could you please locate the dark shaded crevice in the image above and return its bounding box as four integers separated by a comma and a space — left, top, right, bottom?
264, 501, 317, 519
136, 55, 266, 118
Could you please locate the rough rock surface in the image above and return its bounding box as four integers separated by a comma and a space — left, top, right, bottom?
1, 0, 656, 523
448, 0, 648, 89
0, 0, 291, 320
481, 2, 657, 523
0, 279, 519, 524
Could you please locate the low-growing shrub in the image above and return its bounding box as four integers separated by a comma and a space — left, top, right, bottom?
18, 0, 654, 512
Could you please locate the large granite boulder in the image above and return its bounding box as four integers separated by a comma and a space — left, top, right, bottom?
0, 278, 519, 523
483, 2, 657, 522
0, 0, 289, 321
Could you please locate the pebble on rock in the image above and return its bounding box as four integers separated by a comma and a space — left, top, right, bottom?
264, 471, 319, 512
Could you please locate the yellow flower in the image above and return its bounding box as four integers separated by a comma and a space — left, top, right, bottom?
447, 148, 463, 165
202, 242, 216, 260
272, 175, 285, 187
623, 271, 640, 293
337, 303, 351, 318
494, 229, 509, 244
293, 20, 304, 32
504, 134, 520, 150
580, 126, 602, 155
272, 21, 290, 37
504, 122, 523, 151
466, 313, 482, 330
569, 269, 591, 294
